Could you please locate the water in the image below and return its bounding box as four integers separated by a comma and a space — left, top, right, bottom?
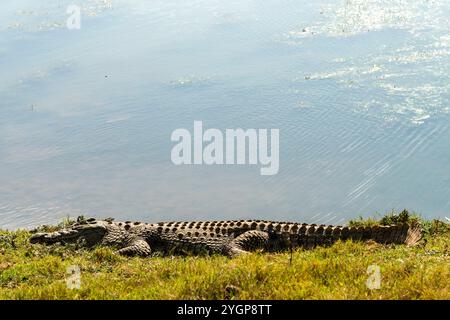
1, 0, 449, 229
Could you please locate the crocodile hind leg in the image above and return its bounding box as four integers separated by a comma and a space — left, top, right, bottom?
117, 238, 152, 257
225, 230, 269, 258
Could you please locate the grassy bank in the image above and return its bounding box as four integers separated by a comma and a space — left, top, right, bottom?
0, 212, 448, 299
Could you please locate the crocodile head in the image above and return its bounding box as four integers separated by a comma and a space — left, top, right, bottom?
30, 218, 108, 247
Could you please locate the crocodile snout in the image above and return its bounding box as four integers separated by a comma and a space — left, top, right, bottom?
29, 229, 81, 244
29, 232, 48, 244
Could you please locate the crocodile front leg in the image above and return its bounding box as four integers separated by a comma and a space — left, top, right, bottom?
225, 230, 269, 258
117, 238, 152, 257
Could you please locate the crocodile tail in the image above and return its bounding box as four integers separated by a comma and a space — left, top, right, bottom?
369, 223, 422, 246
404, 223, 422, 246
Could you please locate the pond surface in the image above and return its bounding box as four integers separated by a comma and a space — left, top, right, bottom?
1, 0, 450, 229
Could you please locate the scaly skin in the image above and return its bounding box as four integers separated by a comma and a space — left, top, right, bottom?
29, 218, 422, 257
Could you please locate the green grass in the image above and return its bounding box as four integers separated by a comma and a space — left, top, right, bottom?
0, 211, 448, 300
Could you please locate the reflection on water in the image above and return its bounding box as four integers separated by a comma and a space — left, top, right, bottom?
1, 0, 449, 229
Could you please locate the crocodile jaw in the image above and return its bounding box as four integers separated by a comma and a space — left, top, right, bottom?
30, 229, 81, 244
30, 223, 108, 246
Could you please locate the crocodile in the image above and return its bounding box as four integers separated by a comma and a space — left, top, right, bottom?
29, 218, 422, 257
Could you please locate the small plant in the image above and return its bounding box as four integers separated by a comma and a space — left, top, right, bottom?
347, 216, 380, 228
348, 209, 422, 228
379, 209, 420, 225
421, 219, 449, 238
